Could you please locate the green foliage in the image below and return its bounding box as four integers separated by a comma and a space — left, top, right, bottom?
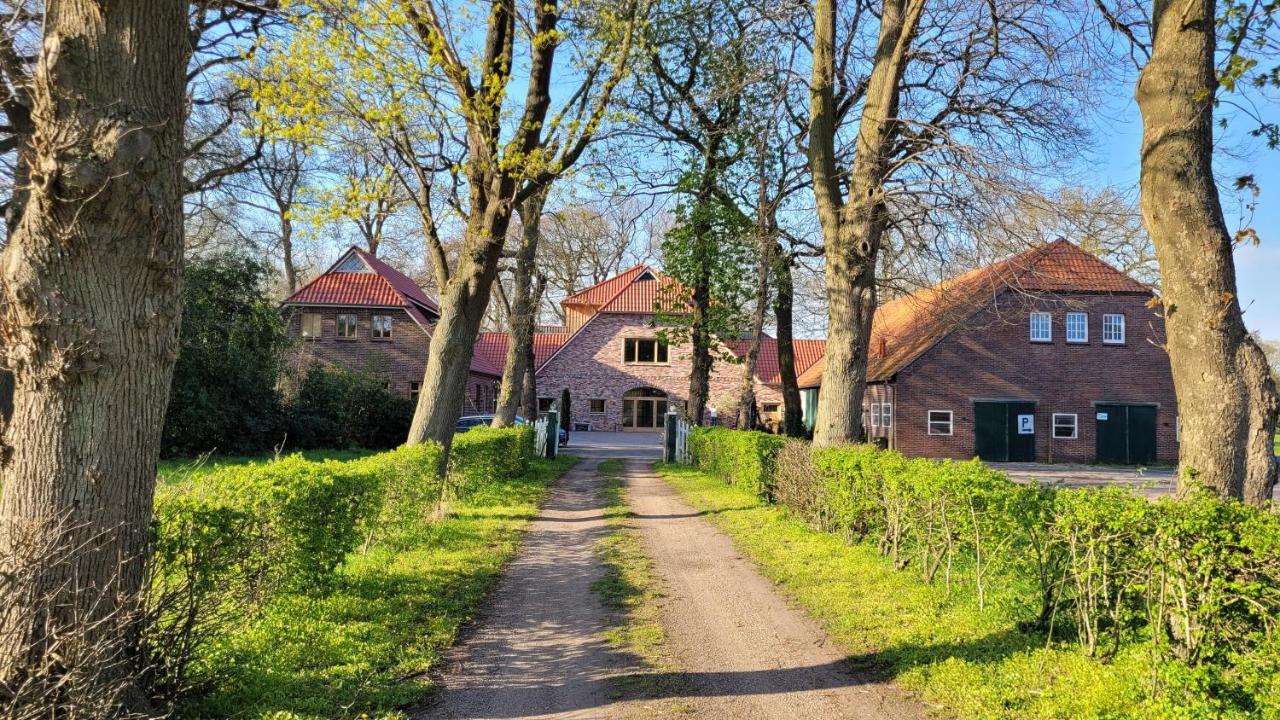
687, 426, 786, 497
149, 432, 565, 718
162, 253, 290, 457
655, 168, 755, 352
680, 428, 1280, 716
285, 363, 413, 450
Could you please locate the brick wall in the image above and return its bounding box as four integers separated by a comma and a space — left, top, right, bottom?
535, 313, 778, 431
885, 292, 1179, 464
283, 305, 499, 415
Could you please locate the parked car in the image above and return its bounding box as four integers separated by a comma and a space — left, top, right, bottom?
454, 414, 568, 446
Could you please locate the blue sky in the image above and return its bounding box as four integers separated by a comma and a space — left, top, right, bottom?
1090, 96, 1278, 340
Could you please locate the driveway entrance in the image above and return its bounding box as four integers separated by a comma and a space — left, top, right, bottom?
568, 431, 663, 459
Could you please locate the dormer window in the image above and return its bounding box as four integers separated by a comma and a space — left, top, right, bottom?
635, 269, 656, 281
1029, 312, 1052, 343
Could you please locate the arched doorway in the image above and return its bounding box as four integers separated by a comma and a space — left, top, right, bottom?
622, 387, 668, 431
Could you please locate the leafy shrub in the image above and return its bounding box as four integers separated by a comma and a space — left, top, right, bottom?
285, 363, 414, 450
688, 426, 785, 496
449, 426, 531, 490
162, 253, 290, 457
347, 443, 447, 548
679, 428, 1280, 711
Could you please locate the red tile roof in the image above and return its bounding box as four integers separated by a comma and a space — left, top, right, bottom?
563, 265, 649, 306
799, 239, 1151, 387
472, 332, 572, 376
724, 338, 827, 385
282, 247, 440, 319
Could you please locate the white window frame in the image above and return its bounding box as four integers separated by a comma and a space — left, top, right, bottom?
1103, 314, 1126, 344
371, 314, 393, 340
1052, 413, 1079, 439
927, 410, 953, 436
335, 313, 358, 339
1065, 312, 1088, 343
301, 313, 323, 340
870, 403, 882, 427
589, 399, 606, 414
1029, 311, 1052, 342
882, 402, 893, 427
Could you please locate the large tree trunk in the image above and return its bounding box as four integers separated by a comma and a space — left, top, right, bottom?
808, 0, 923, 447
494, 190, 547, 427
774, 250, 804, 437
281, 213, 298, 293
519, 275, 545, 419
1136, 0, 1279, 504
0, 0, 188, 702
407, 214, 512, 451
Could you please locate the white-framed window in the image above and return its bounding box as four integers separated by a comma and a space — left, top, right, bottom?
623, 338, 669, 364
589, 399, 606, 414
1103, 314, 1126, 344
928, 410, 953, 436
538, 397, 556, 412
301, 313, 322, 340
371, 314, 393, 340
1065, 312, 1088, 343
882, 403, 893, 427
870, 403, 882, 427
336, 313, 358, 339
1029, 311, 1052, 342
1052, 413, 1078, 439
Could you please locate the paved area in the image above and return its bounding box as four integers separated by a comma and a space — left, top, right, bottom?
623, 459, 921, 719
996, 462, 1179, 499
565, 430, 663, 460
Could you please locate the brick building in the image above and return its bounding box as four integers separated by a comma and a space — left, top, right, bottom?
282, 239, 1178, 464
800, 239, 1179, 464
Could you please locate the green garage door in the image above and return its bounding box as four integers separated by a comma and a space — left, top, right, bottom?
1094, 404, 1157, 465
974, 401, 1036, 462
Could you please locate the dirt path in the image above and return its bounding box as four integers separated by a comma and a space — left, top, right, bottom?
623, 459, 922, 720
422, 458, 645, 719
422, 452, 921, 719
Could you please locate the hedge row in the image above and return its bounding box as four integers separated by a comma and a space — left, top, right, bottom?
687, 431, 1280, 713
147, 428, 532, 705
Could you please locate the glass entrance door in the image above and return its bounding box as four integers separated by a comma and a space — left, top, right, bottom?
621, 388, 668, 431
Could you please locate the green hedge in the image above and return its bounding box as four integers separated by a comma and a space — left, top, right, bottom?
688, 426, 786, 497
147, 428, 530, 709
685, 429, 1280, 714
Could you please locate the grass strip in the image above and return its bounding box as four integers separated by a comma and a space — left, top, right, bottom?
174, 454, 579, 720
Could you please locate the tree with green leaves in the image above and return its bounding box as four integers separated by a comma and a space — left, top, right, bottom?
658, 169, 755, 423
250, 0, 645, 454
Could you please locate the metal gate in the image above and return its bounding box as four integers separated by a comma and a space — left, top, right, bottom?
534, 410, 558, 459
664, 411, 691, 464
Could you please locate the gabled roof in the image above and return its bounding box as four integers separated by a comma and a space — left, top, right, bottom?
724, 338, 827, 385
472, 332, 573, 376
282, 247, 440, 323
561, 264, 687, 315
799, 239, 1152, 388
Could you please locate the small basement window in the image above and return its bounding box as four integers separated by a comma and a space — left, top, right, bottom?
928, 410, 953, 436
1065, 312, 1088, 343
762, 403, 780, 414
589, 399, 606, 414
410, 382, 420, 401
1052, 413, 1078, 439
624, 337, 669, 364
336, 314, 358, 339
371, 314, 393, 340
1029, 311, 1052, 342
1103, 313, 1126, 344
301, 313, 322, 340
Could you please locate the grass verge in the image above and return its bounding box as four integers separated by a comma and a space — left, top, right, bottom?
174, 454, 578, 720
656, 463, 1189, 720
590, 459, 687, 708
